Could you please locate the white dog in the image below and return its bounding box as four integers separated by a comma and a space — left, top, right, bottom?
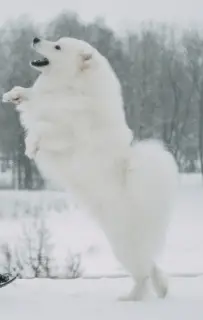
3, 37, 178, 301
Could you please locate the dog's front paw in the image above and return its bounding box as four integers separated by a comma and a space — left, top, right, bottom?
25, 143, 39, 160
25, 135, 40, 160
2, 86, 27, 105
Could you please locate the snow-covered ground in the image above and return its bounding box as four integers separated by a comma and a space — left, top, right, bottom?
0, 174, 203, 319
0, 174, 202, 278
1, 277, 203, 320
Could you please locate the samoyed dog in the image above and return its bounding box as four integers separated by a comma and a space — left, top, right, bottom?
3, 37, 178, 301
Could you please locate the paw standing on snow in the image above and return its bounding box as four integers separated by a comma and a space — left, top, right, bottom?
2, 36, 178, 301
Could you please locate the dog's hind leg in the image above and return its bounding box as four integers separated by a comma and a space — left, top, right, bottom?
151, 264, 168, 298
119, 275, 150, 301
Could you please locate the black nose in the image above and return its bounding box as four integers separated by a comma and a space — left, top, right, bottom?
33, 37, 40, 45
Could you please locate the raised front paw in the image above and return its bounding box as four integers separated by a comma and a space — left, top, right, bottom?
25, 135, 40, 160
25, 142, 39, 160
2, 86, 27, 105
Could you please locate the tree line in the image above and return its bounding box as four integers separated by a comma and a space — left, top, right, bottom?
0, 13, 202, 189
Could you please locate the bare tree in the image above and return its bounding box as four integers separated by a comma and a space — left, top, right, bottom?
65, 250, 82, 279
183, 31, 203, 174
0, 243, 13, 274
12, 217, 54, 278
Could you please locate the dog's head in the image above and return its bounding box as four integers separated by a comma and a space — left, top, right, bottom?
31, 37, 101, 76
31, 36, 121, 101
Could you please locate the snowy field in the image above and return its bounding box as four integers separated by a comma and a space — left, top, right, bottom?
1, 276, 203, 320
0, 174, 203, 319
0, 174, 202, 277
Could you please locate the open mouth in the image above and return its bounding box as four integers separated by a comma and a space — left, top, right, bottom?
31, 57, 49, 67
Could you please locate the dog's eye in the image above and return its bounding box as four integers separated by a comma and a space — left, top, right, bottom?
55, 45, 61, 50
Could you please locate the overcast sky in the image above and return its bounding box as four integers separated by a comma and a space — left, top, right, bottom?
0, 0, 203, 31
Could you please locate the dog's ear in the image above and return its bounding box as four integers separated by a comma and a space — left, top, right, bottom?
80, 52, 93, 71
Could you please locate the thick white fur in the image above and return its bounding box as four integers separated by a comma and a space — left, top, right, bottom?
3, 37, 178, 300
